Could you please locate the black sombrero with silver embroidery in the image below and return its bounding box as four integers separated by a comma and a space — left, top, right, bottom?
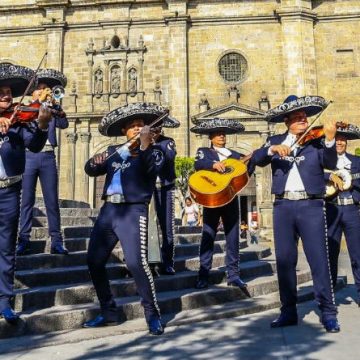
0, 63, 35, 97
190, 118, 245, 135
336, 123, 360, 140
266, 95, 328, 123
36, 68, 67, 88
99, 102, 180, 137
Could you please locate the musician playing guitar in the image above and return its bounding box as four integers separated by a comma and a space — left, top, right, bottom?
325, 125, 360, 307
190, 118, 250, 297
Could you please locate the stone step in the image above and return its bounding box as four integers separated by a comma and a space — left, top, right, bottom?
14, 256, 274, 312
30, 225, 204, 239
35, 199, 91, 208
33, 216, 97, 227
33, 208, 100, 217
0, 277, 347, 349
14, 252, 271, 289
17, 233, 229, 255
15, 240, 253, 270
0, 268, 313, 338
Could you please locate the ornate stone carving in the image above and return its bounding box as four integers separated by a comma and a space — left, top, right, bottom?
80, 132, 91, 143
259, 91, 270, 111
228, 85, 239, 103
128, 68, 137, 95
110, 65, 121, 96
153, 76, 162, 104
94, 68, 103, 97
199, 93, 210, 112
66, 133, 78, 144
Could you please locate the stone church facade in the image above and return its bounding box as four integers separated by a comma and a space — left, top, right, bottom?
0, 0, 359, 240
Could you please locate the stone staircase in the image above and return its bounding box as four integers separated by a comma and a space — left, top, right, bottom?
0, 200, 330, 339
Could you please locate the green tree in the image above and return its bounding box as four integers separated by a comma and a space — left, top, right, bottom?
355, 148, 360, 157
175, 156, 195, 201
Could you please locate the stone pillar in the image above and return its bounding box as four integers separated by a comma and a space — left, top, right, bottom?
66, 132, 78, 200
277, 0, 318, 95
137, 55, 144, 102
104, 60, 110, 111
257, 130, 274, 242
165, 3, 190, 155
121, 59, 128, 104
80, 130, 91, 203
87, 58, 94, 112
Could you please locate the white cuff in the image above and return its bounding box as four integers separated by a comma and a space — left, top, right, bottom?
267, 146, 275, 156
324, 138, 335, 148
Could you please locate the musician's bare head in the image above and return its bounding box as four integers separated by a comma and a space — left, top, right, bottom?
335, 134, 347, 155
121, 118, 145, 140
285, 110, 308, 135
209, 131, 226, 148
0, 85, 13, 111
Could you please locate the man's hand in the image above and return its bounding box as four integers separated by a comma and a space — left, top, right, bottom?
0, 117, 11, 134
213, 161, 226, 173
37, 106, 52, 130
323, 118, 337, 142
139, 125, 152, 150
92, 151, 108, 165
270, 144, 291, 157
330, 172, 344, 191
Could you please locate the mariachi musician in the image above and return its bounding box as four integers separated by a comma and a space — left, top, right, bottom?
324, 124, 360, 306
153, 118, 180, 276
0, 63, 51, 323
190, 118, 250, 297
250, 95, 340, 333
83, 103, 178, 336
17, 69, 69, 256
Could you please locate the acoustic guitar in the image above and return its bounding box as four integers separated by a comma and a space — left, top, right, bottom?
188, 158, 249, 208
325, 169, 360, 197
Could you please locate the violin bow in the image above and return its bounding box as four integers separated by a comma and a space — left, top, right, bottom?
290, 100, 333, 151
104, 110, 170, 161
10, 52, 48, 123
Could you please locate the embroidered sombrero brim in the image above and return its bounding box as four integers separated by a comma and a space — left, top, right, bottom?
266, 96, 328, 123
190, 118, 245, 135
0, 63, 35, 97
99, 102, 178, 137
336, 124, 360, 140
37, 68, 67, 88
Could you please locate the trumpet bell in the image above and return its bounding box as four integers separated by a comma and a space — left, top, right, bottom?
52, 85, 65, 101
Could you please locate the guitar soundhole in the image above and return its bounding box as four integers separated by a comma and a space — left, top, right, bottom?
224, 166, 233, 174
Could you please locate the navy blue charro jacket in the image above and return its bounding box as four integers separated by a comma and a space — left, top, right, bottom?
0, 122, 48, 177
46, 110, 69, 147
154, 135, 176, 186
194, 147, 244, 171
249, 132, 337, 196
84, 144, 165, 203
324, 152, 360, 203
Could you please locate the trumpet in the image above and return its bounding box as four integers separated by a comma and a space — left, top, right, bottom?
52, 85, 65, 102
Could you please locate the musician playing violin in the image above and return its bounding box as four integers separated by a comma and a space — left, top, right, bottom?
250, 95, 340, 333
190, 118, 250, 297
83, 103, 173, 336
16, 69, 69, 256
0, 63, 51, 324
324, 125, 360, 307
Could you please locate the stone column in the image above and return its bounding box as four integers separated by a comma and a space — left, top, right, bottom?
87, 58, 94, 112
66, 132, 78, 200
257, 130, 274, 242
166, 12, 190, 155
137, 55, 144, 102
121, 59, 128, 104
80, 131, 91, 203
277, 0, 318, 95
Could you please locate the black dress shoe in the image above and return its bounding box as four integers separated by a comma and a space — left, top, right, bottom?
147, 318, 164, 335
160, 266, 176, 275
82, 315, 118, 328
227, 278, 251, 298
323, 319, 340, 333
16, 241, 30, 256
270, 313, 298, 328
0, 307, 20, 324
195, 278, 209, 289
51, 244, 69, 255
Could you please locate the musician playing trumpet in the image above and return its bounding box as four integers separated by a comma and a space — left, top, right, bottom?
190, 118, 250, 297
325, 125, 360, 307
16, 69, 69, 256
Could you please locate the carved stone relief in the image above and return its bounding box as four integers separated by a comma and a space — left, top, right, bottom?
94, 68, 103, 97
110, 65, 121, 96
128, 68, 137, 96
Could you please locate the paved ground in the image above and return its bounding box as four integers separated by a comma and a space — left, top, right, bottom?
0, 252, 358, 360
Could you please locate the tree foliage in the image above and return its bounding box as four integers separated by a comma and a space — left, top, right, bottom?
175, 156, 195, 200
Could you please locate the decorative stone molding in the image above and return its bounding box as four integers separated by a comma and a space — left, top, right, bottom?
80, 132, 91, 144
66, 132, 78, 144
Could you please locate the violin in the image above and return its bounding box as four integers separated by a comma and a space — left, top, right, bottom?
2, 101, 66, 125
297, 122, 348, 146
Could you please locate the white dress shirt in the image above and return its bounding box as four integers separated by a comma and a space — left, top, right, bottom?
336, 153, 351, 170
213, 146, 232, 161
0, 156, 7, 180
